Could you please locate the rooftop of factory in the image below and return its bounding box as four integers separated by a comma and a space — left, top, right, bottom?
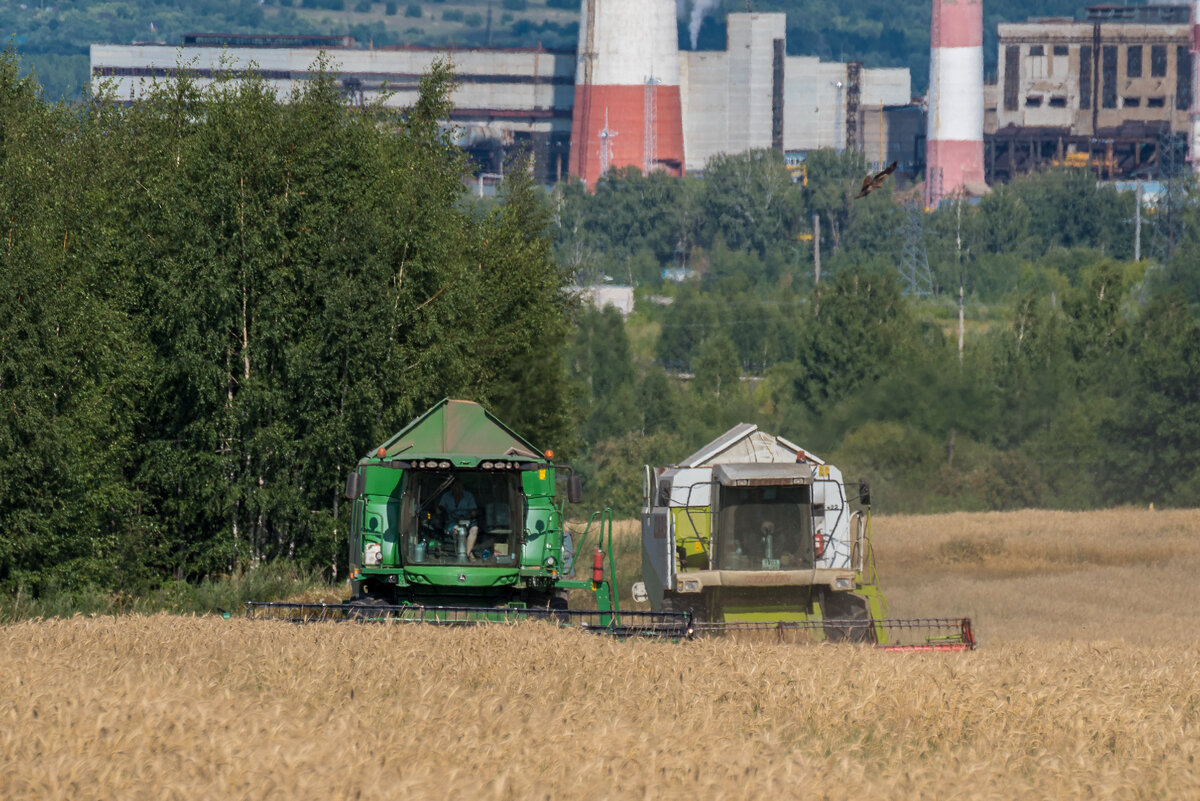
180, 33, 356, 48
1084, 4, 1189, 22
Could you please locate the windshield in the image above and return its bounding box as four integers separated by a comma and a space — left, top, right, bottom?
715, 484, 813, 570
401, 470, 524, 567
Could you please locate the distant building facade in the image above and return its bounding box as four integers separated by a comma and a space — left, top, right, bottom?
679, 14, 916, 174
987, 5, 1191, 181
92, 34, 576, 183
91, 17, 919, 184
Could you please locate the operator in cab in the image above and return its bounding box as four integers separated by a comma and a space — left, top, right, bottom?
439, 478, 482, 560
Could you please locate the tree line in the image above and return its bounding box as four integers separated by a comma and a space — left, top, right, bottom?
0, 52, 573, 600
559, 150, 1200, 516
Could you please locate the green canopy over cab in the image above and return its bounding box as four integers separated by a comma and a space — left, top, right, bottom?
370, 399, 542, 463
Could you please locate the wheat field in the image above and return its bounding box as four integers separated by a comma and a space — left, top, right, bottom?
3, 508, 1199, 800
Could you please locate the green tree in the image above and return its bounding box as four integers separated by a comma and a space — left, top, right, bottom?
0, 53, 149, 595
801, 148, 871, 257
786, 265, 914, 414
700, 150, 803, 257
1100, 293, 1200, 504
570, 306, 638, 443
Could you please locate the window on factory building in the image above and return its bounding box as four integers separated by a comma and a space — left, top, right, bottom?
1178, 47, 1192, 109
1102, 46, 1118, 108
1127, 45, 1142, 78
1004, 45, 1021, 111
1080, 46, 1093, 109
1147, 96, 1165, 108
1025, 96, 1043, 107
1053, 45, 1069, 56
1123, 97, 1140, 108
1049, 96, 1068, 108
1027, 44, 1048, 78
1151, 45, 1167, 77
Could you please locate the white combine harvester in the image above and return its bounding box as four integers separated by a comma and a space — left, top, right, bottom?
632, 424, 975, 648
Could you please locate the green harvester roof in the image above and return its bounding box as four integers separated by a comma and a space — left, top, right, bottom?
369, 399, 542, 462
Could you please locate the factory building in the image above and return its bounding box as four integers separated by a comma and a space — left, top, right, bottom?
91, 11, 917, 187
92, 33, 577, 183
987, 4, 1192, 181
677, 14, 914, 173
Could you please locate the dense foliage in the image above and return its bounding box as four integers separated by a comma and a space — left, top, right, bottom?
0, 51, 573, 598
557, 149, 1200, 517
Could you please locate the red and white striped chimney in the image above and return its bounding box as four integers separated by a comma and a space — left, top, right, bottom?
570, 0, 685, 188
926, 0, 985, 206
1190, 0, 1200, 172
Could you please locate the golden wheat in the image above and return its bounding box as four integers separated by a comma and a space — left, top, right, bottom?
2, 617, 1198, 800
873, 508, 1200, 644
3, 508, 1199, 800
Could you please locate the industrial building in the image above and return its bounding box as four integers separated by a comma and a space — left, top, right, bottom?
676, 14, 913, 174
91, 10, 916, 187
92, 33, 577, 182
986, 4, 1194, 181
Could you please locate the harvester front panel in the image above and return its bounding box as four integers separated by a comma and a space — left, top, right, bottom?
346, 399, 578, 609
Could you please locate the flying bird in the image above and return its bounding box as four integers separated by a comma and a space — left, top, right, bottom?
854, 161, 897, 199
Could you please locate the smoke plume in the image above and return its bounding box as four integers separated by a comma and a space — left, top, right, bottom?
680, 0, 721, 50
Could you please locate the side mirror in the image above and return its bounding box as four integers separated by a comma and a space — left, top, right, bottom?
567, 475, 584, 504
858, 479, 871, 506
345, 471, 364, 500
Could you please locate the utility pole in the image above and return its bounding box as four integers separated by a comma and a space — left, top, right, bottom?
956, 199, 964, 363
1134, 183, 1142, 262
812, 213, 821, 285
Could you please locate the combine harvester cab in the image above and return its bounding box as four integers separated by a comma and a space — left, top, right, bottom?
344, 398, 571, 611
248, 399, 688, 637
632, 424, 975, 649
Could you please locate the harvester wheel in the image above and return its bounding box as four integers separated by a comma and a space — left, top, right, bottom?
821, 592, 872, 643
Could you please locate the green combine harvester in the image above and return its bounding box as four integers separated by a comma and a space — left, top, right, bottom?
246, 399, 688, 637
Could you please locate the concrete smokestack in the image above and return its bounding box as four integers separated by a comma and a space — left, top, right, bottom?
1191, 0, 1200, 173
570, 0, 685, 188
925, 0, 985, 206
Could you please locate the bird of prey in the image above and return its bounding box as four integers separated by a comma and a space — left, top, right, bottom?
854, 161, 898, 199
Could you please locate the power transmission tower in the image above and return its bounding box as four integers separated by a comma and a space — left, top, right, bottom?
899, 197, 934, 296
644, 75, 660, 175
1149, 122, 1185, 266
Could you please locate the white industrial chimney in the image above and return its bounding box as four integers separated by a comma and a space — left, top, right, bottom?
570, 0, 685, 187
926, 0, 986, 206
